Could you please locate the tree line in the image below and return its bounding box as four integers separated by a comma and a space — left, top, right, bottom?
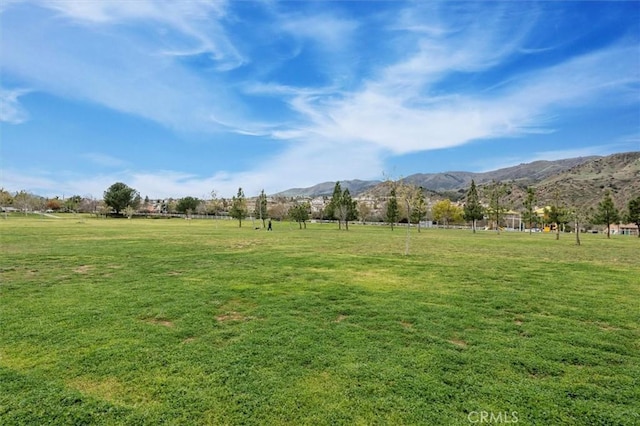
2, 181, 638, 240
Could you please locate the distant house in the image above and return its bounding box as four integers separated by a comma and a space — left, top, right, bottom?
609, 223, 639, 236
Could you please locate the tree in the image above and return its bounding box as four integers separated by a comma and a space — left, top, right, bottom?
13, 190, 34, 215
592, 191, 620, 239
626, 196, 640, 238
229, 187, 248, 227
268, 198, 288, 221
325, 182, 343, 227
463, 180, 484, 233
176, 197, 200, 216
289, 201, 310, 229
0, 188, 12, 219
46, 198, 62, 211
207, 190, 222, 217
432, 199, 463, 227
485, 181, 510, 234
64, 195, 82, 213
411, 189, 427, 232
335, 189, 358, 231
568, 207, 586, 246
103, 182, 138, 215
546, 191, 569, 240
545, 205, 568, 240
358, 200, 372, 224
385, 187, 400, 230
521, 187, 537, 235
98, 202, 112, 218
254, 189, 268, 228
123, 205, 136, 219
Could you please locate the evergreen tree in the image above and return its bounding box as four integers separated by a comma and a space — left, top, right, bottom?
626, 196, 640, 238
521, 187, 537, 234
411, 188, 427, 232
325, 181, 342, 226
230, 187, 248, 227
592, 191, 620, 238
463, 180, 484, 233
337, 189, 358, 231
385, 187, 399, 231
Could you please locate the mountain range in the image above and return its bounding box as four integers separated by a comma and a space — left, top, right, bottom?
274, 152, 640, 210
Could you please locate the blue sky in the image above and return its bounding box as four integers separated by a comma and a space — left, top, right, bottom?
1, 0, 639, 199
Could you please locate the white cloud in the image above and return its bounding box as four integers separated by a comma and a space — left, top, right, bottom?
1, 0, 247, 132
0, 88, 30, 124
81, 153, 129, 168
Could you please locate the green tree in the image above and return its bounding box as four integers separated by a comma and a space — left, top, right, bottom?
521, 187, 537, 235
544, 190, 569, 240
385, 187, 400, 231
230, 187, 248, 227
103, 182, 138, 215
432, 199, 463, 227
64, 195, 82, 212
411, 188, 427, 232
336, 189, 358, 231
592, 191, 620, 239
176, 197, 200, 216
463, 180, 484, 233
325, 181, 342, 225
289, 201, 310, 229
254, 189, 268, 228
545, 205, 568, 240
626, 196, 640, 238
0, 188, 13, 219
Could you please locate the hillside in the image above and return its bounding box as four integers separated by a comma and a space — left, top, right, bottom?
274, 179, 380, 198
275, 155, 601, 198
274, 152, 640, 213
528, 152, 640, 210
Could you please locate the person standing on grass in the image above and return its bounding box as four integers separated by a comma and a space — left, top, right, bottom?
267, 219, 272, 231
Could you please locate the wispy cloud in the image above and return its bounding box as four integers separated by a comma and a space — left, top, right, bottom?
1, 0, 246, 132
81, 153, 129, 168
0, 88, 31, 124
1, 1, 637, 198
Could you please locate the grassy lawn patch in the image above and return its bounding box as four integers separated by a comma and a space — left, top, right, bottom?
1, 217, 638, 424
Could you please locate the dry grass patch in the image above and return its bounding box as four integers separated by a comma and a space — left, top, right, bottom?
144, 318, 175, 328
449, 338, 468, 349
73, 265, 93, 274
67, 376, 157, 408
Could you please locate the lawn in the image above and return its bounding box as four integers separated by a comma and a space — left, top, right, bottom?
1, 216, 638, 425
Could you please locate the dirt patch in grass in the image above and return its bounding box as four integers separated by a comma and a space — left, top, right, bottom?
597, 323, 621, 331
216, 311, 249, 322
74, 265, 93, 274
182, 337, 196, 344
400, 320, 413, 329
68, 376, 157, 407
144, 318, 175, 327
334, 315, 348, 323
449, 339, 468, 348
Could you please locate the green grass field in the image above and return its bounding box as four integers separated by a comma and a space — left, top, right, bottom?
1, 216, 638, 425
